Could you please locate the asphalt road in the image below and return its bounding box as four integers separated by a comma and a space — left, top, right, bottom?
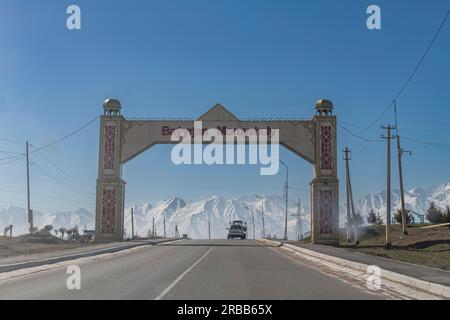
0, 240, 388, 300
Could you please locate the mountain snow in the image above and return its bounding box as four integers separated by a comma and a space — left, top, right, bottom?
340, 182, 450, 221
124, 195, 305, 239
0, 207, 94, 236
2, 182, 450, 239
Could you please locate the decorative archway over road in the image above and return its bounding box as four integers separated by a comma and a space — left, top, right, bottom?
95, 99, 339, 244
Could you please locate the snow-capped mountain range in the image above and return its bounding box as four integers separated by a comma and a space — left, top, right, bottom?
124, 195, 305, 240
1, 182, 450, 239
340, 182, 450, 219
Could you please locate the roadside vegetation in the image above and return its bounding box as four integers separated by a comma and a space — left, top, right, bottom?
340, 224, 450, 271
0, 224, 95, 259
339, 202, 450, 271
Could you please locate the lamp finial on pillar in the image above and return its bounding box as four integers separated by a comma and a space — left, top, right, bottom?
315, 99, 333, 116
103, 99, 121, 116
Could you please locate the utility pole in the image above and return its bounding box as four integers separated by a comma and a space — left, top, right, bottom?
343, 147, 352, 243
208, 218, 211, 240
348, 166, 359, 245
152, 218, 155, 238
381, 125, 395, 248
262, 201, 265, 238
343, 147, 359, 244
255, 195, 265, 238
393, 99, 411, 235
163, 218, 166, 238
279, 160, 289, 240
245, 206, 256, 240
26, 141, 33, 234
130, 207, 135, 239
395, 135, 411, 235
296, 198, 302, 241
251, 208, 255, 239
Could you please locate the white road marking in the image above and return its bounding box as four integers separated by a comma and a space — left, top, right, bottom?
154, 247, 214, 300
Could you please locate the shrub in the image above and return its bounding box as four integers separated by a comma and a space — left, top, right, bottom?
375, 212, 384, 226
426, 202, 443, 224
442, 206, 450, 223
367, 210, 377, 226
394, 209, 413, 225
348, 212, 364, 227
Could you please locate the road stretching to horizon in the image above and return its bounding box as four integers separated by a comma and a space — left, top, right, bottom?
0, 240, 389, 300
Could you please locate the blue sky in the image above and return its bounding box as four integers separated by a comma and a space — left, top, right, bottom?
0, 0, 449, 213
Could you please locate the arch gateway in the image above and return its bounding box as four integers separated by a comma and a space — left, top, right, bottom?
95, 99, 339, 244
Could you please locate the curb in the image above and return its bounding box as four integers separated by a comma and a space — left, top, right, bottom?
259, 239, 450, 299
0, 238, 179, 274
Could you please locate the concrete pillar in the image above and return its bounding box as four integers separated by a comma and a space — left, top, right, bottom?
311, 99, 339, 244
95, 99, 126, 242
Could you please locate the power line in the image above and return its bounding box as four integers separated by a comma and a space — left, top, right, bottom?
340, 121, 450, 151
0, 137, 24, 145
0, 116, 99, 166
358, 103, 394, 136
35, 149, 95, 190
0, 199, 82, 213
401, 136, 450, 150
358, 10, 450, 135
338, 124, 383, 143
32, 162, 95, 198
395, 10, 449, 101
0, 154, 26, 166
287, 186, 310, 193
0, 150, 23, 155
0, 186, 94, 206
0, 149, 25, 161
0, 154, 23, 161
31, 116, 99, 154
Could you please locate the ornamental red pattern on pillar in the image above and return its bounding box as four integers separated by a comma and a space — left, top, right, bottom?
101, 189, 116, 234
319, 190, 333, 234
320, 125, 332, 171
104, 125, 116, 170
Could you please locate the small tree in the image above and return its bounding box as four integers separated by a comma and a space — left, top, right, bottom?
42, 225, 53, 234
66, 229, 73, 241
3, 227, 9, 237
9, 225, 13, 237
348, 212, 364, 227
394, 209, 413, 225
375, 212, 383, 226
441, 206, 450, 223
367, 210, 377, 226
426, 202, 443, 224
54, 229, 58, 237
59, 227, 66, 239
69, 227, 79, 241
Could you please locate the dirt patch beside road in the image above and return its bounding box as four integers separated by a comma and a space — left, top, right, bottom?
0, 234, 91, 259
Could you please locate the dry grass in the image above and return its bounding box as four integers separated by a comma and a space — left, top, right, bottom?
0, 234, 90, 259
340, 224, 450, 271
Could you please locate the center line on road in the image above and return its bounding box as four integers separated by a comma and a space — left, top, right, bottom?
154, 247, 214, 300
